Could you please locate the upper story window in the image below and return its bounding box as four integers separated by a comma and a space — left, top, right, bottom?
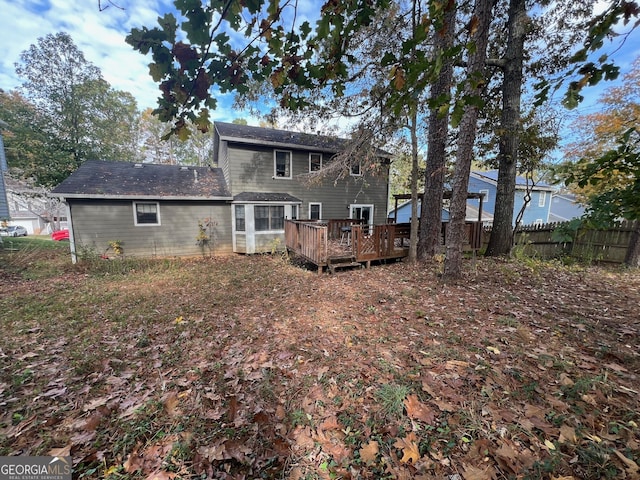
309, 153, 322, 172
350, 161, 362, 176
479, 189, 489, 203
538, 191, 547, 207
274, 150, 292, 179
134, 202, 160, 226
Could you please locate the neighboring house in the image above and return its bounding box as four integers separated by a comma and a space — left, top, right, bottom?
388, 199, 494, 225
548, 192, 586, 223
4, 176, 67, 234
51, 122, 390, 260
468, 170, 555, 226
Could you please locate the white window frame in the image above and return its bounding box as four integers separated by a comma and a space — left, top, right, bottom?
350, 204, 374, 225
309, 202, 322, 220
234, 205, 246, 232
309, 152, 322, 172
538, 191, 547, 207
350, 161, 362, 176
133, 201, 161, 226
274, 150, 292, 179
254, 205, 285, 232
479, 189, 489, 203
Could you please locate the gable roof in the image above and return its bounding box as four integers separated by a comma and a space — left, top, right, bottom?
51, 160, 232, 200
471, 170, 555, 191
214, 121, 391, 157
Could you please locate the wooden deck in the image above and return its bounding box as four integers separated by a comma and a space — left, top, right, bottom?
285, 219, 410, 273
285, 219, 483, 273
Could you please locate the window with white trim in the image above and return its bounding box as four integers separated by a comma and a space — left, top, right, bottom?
255, 205, 285, 231
235, 205, 245, 232
134, 202, 160, 225
290, 205, 298, 220
538, 191, 547, 207
479, 189, 489, 202
309, 152, 322, 172
350, 161, 362, 176
274, 150, 292, 178
309, 203, 322, 220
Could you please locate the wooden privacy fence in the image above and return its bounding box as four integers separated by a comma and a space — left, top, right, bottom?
510, 220, 637, 263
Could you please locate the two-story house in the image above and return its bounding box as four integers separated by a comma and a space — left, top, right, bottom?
51, 122, 391, 260
468, 170, 555, 226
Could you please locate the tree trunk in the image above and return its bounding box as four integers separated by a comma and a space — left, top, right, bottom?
485, 0, 528, 257
625, 220, 640, 267
418, 0, 457, 261
408, 109, 419, 263
443, 0, 495, 280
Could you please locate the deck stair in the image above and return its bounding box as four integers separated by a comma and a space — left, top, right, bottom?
327, 255, 362, 274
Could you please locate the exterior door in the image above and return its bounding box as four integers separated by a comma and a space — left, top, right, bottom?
350, 204, 374, 225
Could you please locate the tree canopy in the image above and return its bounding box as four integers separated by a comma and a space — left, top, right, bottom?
10, 32, 141, 185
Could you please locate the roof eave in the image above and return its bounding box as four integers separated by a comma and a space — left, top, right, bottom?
220, 135, 340, 154
51, 193, 233, 201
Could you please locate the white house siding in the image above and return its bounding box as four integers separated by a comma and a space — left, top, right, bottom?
68, 199, 232, 258
225, 143, 389, 224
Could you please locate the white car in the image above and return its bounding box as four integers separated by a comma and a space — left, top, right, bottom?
0, 226, 28, 237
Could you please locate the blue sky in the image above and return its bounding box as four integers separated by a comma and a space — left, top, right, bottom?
0, 0, 638, 135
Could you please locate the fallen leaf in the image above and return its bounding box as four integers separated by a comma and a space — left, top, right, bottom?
163, 392, 180, 416
48, 445, 71, 457
558, 424, 577, 444
359, 440, 379, 464
486, 346, 501, 355
394, 432, 420, 464
404, 394, 436, 424
462, 463, 496, 480
613, 449, 639, 475
544, 439, 556, 450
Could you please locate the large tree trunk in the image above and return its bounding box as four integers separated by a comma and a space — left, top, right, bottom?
485, 0, 528, 257
443, 0, 495, 280
625, 220, 640, 267
418, 0, 456, 260
408, 109, 419, 263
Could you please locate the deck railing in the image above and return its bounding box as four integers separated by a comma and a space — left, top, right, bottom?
284, 220, 328, 265
352, 223, 411, 261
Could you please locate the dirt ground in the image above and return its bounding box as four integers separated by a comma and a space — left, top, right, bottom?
0, 248, 639, 479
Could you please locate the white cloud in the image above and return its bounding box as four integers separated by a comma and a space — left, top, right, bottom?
0, 0, 167, 110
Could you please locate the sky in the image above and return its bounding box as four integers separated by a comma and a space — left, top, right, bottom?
0, 0, 639, 135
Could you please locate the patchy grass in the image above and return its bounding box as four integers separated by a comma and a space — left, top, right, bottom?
1, 244, 639, 479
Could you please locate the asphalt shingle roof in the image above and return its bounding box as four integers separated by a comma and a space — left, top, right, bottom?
51, 160, 232, 199
215, 122, 349, 153
233, 192, 302, 203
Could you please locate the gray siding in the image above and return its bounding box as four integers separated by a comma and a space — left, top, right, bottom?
226, 143, 389, 223
69, 199, 232, 258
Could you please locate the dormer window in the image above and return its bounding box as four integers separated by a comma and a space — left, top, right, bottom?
309, 152, 322, 172
274, 150, 292, 179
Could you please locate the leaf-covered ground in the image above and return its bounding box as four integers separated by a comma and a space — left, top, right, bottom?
1, 242, 639, 479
